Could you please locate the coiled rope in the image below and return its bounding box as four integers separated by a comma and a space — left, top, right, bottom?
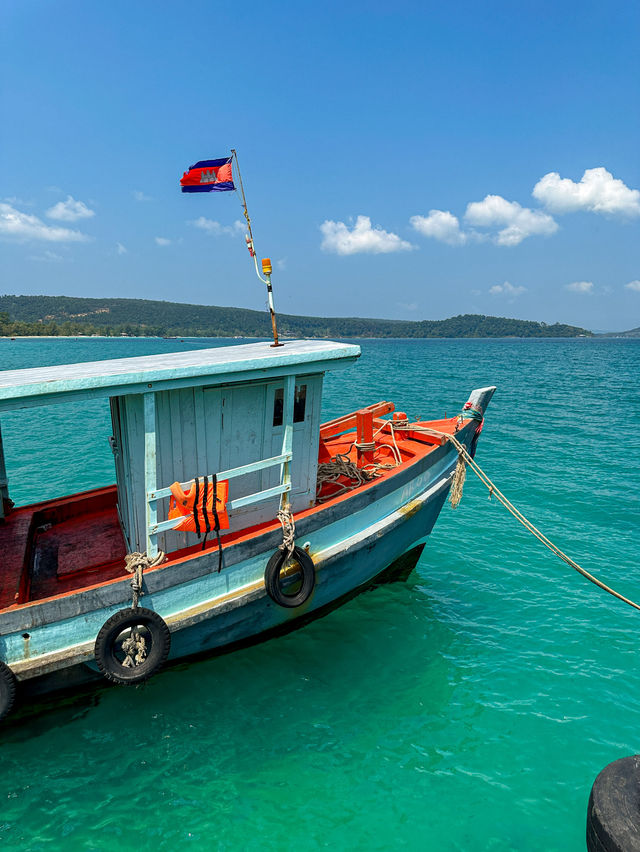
316, 454, 377, 502
443, 431, 640, 613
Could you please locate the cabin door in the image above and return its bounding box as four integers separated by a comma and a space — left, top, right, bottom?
203, 383, 267, 529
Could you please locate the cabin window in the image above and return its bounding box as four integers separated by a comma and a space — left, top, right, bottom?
273, 389, 283, 426
294, 384, 307, 422
272, 384, 307, 427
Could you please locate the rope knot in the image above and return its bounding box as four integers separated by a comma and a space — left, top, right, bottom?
124, 551, 165, 608
277, 508, 296, 558
354, 441, 376, 452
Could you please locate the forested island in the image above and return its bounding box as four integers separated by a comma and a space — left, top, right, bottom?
0, 294, 593, 339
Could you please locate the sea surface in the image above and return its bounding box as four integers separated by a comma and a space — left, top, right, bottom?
0, 336, 639, 851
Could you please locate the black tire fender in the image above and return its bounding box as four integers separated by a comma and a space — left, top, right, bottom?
587, 755, 640, 852
0, 661, 17, 721
94, 607, 171, 685
265, 546, 316, 608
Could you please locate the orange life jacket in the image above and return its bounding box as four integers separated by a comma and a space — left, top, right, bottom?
168, 476, 229, 533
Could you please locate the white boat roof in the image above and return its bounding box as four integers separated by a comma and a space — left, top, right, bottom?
0, 339, 360, 411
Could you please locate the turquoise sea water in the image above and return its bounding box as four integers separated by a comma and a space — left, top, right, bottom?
0, 336, 639, 851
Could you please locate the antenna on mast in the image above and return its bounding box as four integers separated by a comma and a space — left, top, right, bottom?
231, 149, 283, 348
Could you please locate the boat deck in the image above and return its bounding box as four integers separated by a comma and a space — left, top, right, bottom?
0, 487, 128, 609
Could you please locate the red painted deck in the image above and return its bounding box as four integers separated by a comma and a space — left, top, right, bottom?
0, 486, 128, 610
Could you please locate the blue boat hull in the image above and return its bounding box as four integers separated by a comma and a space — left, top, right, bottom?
166, 468, 452, 663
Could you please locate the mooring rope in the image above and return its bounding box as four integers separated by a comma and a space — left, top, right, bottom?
448, 443, 467, 509
442, 430, 640, 613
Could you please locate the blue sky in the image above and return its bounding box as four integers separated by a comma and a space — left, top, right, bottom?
1, 0, 639, 331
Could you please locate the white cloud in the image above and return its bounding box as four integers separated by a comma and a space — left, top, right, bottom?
46, 195, 95, 222
533, 167, 640, 217
320, 215, 415, 255
565, 281, 594, 294
116, 242, 127, 255
133, 190, 153, 202
190, 217, 245, 237
410, 210, 468, 245
489, 281, 527, 297
4, 196, 34, 207
0, 203, 89, 242
155, 237, 171, 246
276, 258, 287, 271
465, 195, 558, 246
624, 280, 640, 292
29, 249, 65, 262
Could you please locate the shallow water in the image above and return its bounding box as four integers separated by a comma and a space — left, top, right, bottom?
0, 336, 639, 851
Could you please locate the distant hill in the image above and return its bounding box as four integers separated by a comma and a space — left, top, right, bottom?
597, 327, 640, 338
0, 294, 594, 339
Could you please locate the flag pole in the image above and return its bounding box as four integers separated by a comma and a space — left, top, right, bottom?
231, 148, 282, 348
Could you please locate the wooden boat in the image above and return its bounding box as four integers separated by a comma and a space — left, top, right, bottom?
0, 339, 495, 720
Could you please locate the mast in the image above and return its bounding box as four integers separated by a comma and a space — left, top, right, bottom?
231, 149, 283, 348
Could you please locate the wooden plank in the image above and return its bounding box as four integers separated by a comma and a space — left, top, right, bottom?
193, 386, 208, 485
279, 374, 296, 512
150, 481, 291, 534
230, 482, 290, 510
148, 453, 293, 500
393, 426, 448, 446
143, 392, 158, 557
125, 394, 147, 551
320, 401, 394, 440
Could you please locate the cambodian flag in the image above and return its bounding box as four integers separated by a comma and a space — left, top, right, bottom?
180, 156, 235, 193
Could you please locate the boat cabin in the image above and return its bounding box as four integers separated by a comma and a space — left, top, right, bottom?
0, 340, 359, 604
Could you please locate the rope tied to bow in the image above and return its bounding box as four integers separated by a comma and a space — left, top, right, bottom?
124, 550, 165, 609
449, 445, 467, 509
455, 402, 484, 431
441, 430, 640, 613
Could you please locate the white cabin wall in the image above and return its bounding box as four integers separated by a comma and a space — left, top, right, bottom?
110, 373, 323, 554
